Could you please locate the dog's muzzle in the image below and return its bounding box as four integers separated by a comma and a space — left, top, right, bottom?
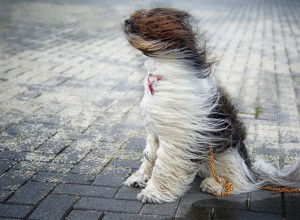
124, 19, 131, 26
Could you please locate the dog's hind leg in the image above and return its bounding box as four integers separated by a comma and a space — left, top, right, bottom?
200, 148, 258, 195
123, 133, 159, 188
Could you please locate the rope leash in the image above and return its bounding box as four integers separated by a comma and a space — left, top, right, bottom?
208, 144, 300, 196
260, 186, 300, 193
209, 144, 234, 196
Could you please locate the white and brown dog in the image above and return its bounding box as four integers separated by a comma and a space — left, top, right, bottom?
123, 8, 300, 203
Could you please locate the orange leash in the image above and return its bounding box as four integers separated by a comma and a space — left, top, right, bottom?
209, 144, 234, 196
261, 186, 300, 193
209, 144, 300, 195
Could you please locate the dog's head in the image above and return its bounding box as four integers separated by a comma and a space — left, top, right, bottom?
124, 8, 214, 77
124, 8, 198, 56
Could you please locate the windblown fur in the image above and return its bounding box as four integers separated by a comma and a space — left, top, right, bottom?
123, 8, 300, 203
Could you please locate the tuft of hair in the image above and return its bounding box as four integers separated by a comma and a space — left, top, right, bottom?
124, 8, 215, 78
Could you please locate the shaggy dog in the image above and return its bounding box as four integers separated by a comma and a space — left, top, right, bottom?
123, 8, 300, 203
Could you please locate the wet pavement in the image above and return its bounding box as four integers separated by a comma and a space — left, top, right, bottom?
0, 0, 300, 219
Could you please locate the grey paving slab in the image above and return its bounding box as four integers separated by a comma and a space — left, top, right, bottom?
250, 191, 282, 214
53, 183, 117, 198
176, 193, 249, 217
102, 212, 170, 220
92, 169, 130, 187
110, 159, 141, 169
14, 161, 74, 173
0, 203, 33, 219
0, 170, 35, 191
0, 159, 16, 175
142, 200, 180, 216
74, 197, 143, 213
70, 157, 110, 175
0, 190, 12, 203
212, 208, 283, 220
285, 193, 300, 204
28, 194, 77, 220
124, 137, 146, 151
285, 202, 300, 220
114, 185, 141, 201
65, 210, 103, 220
32, 171, 95, 184
8, 181, 55, 205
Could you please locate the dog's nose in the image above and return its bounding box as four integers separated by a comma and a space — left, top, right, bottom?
124, 19, 131, 26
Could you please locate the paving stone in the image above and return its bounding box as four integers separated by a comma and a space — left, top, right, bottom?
74, 197, 143, 213
8, 181, 55, 205
35, 132, 72, 154
177, 192, 248, 217
0, 170, 34, 190
28, 194, 77, 220
93, 169, 130, 187
0, 190, 12, 202
212, 208, 282, 220
0, 159, 16, 175
66, 210, 103, 220
14, 161, 74, 173
285, 193, 300, 204
0, 218, 19, 220
71, 157, 110, 175
110, 159, 141, 169
250, 191, 282, 214
102, 212, 168, 220
53, 183, 117, 198
114, 185, 141, 200
177, 206, 212, 220
32, 172, 95, 184
0, 150, 54, 162
53, 147, 91, 164
0, 150, 28, 160
285, 202, 300, 220
124, 137, 146, 151
185, 192, 248, 209
0, 203, 33, 219
142, 200, 179, 216
117, 150, 142, 161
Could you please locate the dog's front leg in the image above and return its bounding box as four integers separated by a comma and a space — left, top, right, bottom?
137, 139, 198, 203
123, 133, 159, 188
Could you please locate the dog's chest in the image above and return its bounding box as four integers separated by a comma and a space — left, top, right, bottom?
140, 59, 156, 116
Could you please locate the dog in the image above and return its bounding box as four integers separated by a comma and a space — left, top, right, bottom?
123, 8, 300, 203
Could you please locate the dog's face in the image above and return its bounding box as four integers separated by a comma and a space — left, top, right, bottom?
124, 8, 197, 56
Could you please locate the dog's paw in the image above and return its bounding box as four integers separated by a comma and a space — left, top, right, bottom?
137, 188, 162, 203
123, 172, 150, 188
200, 177, 224, 196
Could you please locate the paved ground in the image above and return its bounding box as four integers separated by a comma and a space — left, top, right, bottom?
0, 0, 300, 219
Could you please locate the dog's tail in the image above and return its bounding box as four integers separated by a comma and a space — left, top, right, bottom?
251, 157, 300, 189
214, 148, 300, 194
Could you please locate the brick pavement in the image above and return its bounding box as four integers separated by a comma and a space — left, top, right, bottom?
0, 0, 300, 219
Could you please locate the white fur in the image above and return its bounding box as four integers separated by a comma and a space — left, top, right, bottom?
123, 57, 300, 203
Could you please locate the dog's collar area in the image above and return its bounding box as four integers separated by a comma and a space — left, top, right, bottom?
148, 73, 163, 95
